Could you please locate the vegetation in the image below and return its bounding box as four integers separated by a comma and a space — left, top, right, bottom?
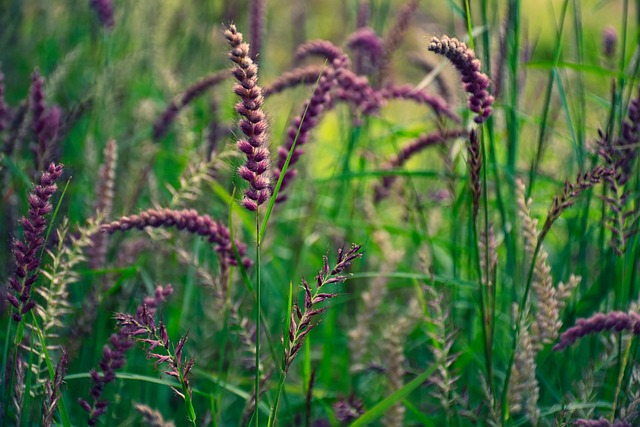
1, 0, 639, 425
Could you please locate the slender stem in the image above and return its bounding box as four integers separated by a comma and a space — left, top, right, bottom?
255, 211, 262, 427
268, 370, 287, 427
480, 128, 495, 394
464, 0, 474, 50
611, 334, 633, 422
471, 207, 492, 394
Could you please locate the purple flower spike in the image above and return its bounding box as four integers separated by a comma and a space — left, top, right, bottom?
7, 163, 64, 322
428, 35, 494, 124
294, 40, 346, 63
30, 71, 46, 142
0, 71, 8, 132
79, 285, 173, 426
602, 26, 617, 59
553, 311, 640, 351
89, 0, 115, 29
225, 24, 272, 211
274, 41, 348, 203
575, 418, 631, 427
347, 27, 384, 75
249, 0, 266, 62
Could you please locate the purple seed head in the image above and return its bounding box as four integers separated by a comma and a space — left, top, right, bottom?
7, 163, 64, 322
428, 35, 494, 124
602, 26, 618, 59
0, 71, 8, 132
225, 24, 272, 211
89, 0, 115, 29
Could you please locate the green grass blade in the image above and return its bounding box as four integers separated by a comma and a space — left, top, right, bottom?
349, 364, 437, 427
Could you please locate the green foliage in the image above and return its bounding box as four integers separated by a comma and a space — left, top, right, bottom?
1, 0, 639, 426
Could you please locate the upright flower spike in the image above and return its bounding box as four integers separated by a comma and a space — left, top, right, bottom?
225, 24, 271, 211
0, 70, 8, 132
89, 0, 115, 29
7, 163, 64, 322
428, 35, 494, 123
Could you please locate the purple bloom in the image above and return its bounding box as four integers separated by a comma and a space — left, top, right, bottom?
602, 26, 618, 58
101, 208, 252, 270
30, 71, 47, 159
89, 0, 115, 29
7, 163, 64, 322
428, 35, 494, 123
373, 129, 466, 202
347, 27, 384, 75
575, 418, 631, 427
0, 71, 8, 132
249, 0, 266, 62
225, 24, 271, 211
30, 71, 61, 170
553, 311, 640, 351
294, 39, 346, 63
376, 84, 460, 122
79, 285, 173, 425
378, 0, 418, 84
274, 41, 348, 203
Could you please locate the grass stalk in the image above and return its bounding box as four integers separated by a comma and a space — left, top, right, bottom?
254, 211, 262, 427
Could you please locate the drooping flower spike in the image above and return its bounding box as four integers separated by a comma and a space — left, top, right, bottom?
428, 35, 494, 123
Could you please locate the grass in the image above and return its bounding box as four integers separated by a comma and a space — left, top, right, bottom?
1, 0, 640, 426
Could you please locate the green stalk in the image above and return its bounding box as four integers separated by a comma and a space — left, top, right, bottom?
463, 0, 474, 50
611, 332, 633, 422
267, 280, 294, 427
527, 0, 570, 197
29, 312, 72, 427
481, 128, 495, 393
179, 367, 197, 426
254, 211, 262, 427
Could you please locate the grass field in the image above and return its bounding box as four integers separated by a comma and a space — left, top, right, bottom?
1, 0, 640, 426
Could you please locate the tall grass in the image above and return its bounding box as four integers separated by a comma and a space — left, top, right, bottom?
1, 0, 639, 426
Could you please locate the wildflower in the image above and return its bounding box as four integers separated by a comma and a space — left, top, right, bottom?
225, 24, 271, 211
428, 35, 494, 123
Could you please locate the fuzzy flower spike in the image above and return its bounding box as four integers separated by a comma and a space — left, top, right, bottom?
7, 163, 64, 322
225, 24, 271, 212
428, 35, 494, 123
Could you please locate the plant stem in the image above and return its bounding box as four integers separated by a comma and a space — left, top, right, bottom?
255, 210, 262, 427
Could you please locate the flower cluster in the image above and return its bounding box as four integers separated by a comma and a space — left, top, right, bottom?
285, 244, 362, 371
541, 166, 613, 241
30, 71, 61, 171
347, 27, 384, 75
602, 26, 618, 59
374, 129, 466, 202
263, 65, 323, 97
0, 70, 8, 132
115, 292, 194, 401
42, 349, 68, 427
79, 285, 173, 425
7, 163, 64, 322
428, 35, 494, 123
553, 311, 640, 351
274, 41, 348, 202
101, 208, 251, 269
89, 0, 115, 29
225, 24, 271, 212
377, 84, 460, 122
88, 139, 118, 269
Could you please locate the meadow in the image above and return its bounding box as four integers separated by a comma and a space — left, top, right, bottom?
0, 0, 639, 426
